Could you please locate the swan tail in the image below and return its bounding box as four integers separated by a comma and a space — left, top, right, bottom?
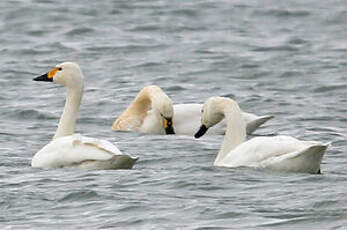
76, 155, 138, 170
261, 144, 327, 174
246, 115, 274, 134
107, 155, 139, 169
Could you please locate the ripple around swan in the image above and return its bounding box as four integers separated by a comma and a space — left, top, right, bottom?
2, 109, 57, 120
64, 27, 95, 37
253, 9, 311, 17
58, 190, 100, 202
251, 45, 299, 52
313, 84, 347, 93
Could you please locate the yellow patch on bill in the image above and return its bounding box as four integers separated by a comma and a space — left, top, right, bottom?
48, 67, 59, 79
163, 119, 168, 128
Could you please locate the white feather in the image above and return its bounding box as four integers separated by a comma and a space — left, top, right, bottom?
32, 62, 137, 170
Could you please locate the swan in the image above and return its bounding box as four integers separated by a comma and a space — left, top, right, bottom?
112, 85, 175, 134
194, 96, 328, 174
112, 85, 273, 135
172, 104, 273, 135
32, 62, 138, 170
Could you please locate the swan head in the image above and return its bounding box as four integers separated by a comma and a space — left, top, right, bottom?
145, 85, 175, 134
159, 105, 175, 135
33, 62, 84, 89
152, 94, 175, 135
195, 97, 227, 138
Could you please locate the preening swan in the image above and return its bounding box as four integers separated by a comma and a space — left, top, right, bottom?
112, 85, 273, 135
32, 62, 137, 170
112, 85, 175, 134
194, 97, 328, 174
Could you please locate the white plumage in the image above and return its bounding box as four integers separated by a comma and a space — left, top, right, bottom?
195, 97, 328, 174
113, 86, 273, 135
32, 62, 137, 170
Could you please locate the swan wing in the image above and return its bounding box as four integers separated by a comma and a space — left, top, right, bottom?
220, 135, 319, 167
76, 134, 123, 155
260, 144, 327, 173
242, 112, 274, 134
31, 134, 124, 168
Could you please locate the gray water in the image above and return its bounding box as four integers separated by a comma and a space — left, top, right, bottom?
1, 0, 347, 229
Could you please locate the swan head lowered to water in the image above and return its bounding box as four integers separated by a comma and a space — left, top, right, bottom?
32, 62, 138, 170
112, 85, 175, 134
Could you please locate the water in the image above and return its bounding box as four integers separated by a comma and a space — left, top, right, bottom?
1, 0, 347, 229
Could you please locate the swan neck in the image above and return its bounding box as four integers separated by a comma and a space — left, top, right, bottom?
130, 91, 152, 116
53, 86, 83, 139
214, 103, 246, 164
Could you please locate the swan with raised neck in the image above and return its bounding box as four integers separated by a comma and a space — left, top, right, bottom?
195, 96, 327, 174
54, 62, 83, 139
195, 97, 246, 164
31, 62, 137, 170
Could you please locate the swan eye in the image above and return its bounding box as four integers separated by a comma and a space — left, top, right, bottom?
201, 109, 204, 113
58, 67, 62, 71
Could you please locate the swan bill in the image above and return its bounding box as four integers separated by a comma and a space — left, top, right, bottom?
163, 117, 175, 135
194, 125, 208, 138
33, 67, 60, 82
33, 73, 53, 82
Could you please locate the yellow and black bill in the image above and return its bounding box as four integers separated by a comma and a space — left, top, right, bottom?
163, 117, 175, 135
33, 67, 60, 82
33, 73, 53, 82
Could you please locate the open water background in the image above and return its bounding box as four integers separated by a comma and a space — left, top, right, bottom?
0, 0, 347, 229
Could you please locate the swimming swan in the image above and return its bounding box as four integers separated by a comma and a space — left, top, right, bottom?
32, 62, 138, 170
112, 85, 175, 134
194, 97, 328, 174
172, 104, 273, 135
112, 85, 273, 135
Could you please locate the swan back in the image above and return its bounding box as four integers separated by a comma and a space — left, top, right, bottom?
217, 135, 327, 173
31, 134, 137, 169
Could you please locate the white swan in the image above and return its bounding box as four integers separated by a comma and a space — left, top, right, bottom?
112, 85, 175, 134
32, 62, 138, 170
172, 104, 273, 135
194, 97, 328, 174
112, 85, 273, 135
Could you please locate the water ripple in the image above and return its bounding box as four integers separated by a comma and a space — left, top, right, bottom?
1, 0, 347, 229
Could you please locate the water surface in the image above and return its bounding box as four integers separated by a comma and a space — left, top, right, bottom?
0, 1, 346, 229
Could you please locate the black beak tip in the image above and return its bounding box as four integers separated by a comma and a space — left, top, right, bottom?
194, 125, 208, 138
33, 73, 52, 82
165, 126, 175, 135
